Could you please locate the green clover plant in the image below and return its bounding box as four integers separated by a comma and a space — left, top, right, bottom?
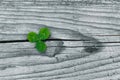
27, 27, 51, 53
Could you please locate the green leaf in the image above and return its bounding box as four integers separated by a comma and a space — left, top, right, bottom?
38, 27, 51, 40
36, 41, 47, 53
27, 32, 38, 43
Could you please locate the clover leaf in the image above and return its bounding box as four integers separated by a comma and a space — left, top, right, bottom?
36, 41, 47, 53
38, 27, 51, 40
27, 27, 50, 53
27, 32, 38, 43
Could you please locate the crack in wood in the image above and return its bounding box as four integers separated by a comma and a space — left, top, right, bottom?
0, 39, 89, 43
0, 39, 119, 43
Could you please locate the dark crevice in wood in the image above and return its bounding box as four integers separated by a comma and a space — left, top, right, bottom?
0, 39, 120, 43
0, 39, 90, 43
0, 40, 28, 43
46, 39, 89, 41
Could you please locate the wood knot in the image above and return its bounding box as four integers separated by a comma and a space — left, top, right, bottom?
44, 40, 64, 57
83, 38, 103, 53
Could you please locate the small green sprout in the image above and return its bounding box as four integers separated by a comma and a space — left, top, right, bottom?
27, 27, 51, 53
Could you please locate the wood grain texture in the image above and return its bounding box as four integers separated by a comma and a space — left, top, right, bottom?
0, 0, 120, 80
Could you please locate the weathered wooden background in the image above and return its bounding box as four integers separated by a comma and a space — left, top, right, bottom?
0, 0, 120, 80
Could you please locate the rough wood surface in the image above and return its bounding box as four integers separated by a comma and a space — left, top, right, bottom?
0, 0, 120, 80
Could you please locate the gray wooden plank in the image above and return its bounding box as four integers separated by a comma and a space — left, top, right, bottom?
0, 41, 120, 80
0, 0, 120, 80
0, 23, 119, 43
0, 45, 120, 80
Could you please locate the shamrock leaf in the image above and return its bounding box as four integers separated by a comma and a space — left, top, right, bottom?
38, 27, 51, 40
27, 27, 51, 53
36, 41, 47, 53
27, 32, 38, 43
